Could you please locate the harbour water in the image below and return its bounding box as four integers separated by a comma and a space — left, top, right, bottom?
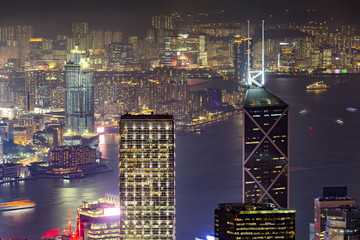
1, 76, 360, 240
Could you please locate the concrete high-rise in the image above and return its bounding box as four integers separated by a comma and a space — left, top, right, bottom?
242, 87, 289, 209
314, 187, 355, 240
65, 46, 94, 134
119, 113, 175, 240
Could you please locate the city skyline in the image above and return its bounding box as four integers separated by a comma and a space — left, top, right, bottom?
1, 1, 360, 38
1, 3, 360, 240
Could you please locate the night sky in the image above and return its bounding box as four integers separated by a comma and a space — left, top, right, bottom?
0, 0, 360, 38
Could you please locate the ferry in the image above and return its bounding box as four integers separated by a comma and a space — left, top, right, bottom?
336, 118, 344, 125
299, 109, 308, 114
0, 198, 36, 211
63, 172, 85, 180
307, 81, 329, 90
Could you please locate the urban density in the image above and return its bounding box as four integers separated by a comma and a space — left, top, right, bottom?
1, 1, 360, 240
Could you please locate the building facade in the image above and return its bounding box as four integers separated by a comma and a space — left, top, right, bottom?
119, 113, 175, 240
78, 194, 120, 240
49, 145, 96, 173
234, 38, 251, 87
65, 47, 94, 134
214, 203, 296, 240
314, 187, 355, 240
242, 87, 289, 209
325, 205, 360, 240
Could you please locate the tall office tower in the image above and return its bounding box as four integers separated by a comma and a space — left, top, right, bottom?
325, 205, 360, 240
278, 42, 296, 69
119, 113, 175, 240
214, 203, 296, 240
242, 87, 289, 209
65, 47, 94, 134
314, 187, 355, 240
234, 38, 251, 87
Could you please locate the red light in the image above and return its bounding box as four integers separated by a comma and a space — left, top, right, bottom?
41, 228, 59, 238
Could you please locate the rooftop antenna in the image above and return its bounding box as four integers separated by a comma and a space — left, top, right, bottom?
262, 19, 265, 85
247, 20, 265, 87
247, 20, 251, 86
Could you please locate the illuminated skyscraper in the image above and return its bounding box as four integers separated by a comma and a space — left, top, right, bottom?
65, 47, 94, 134
215, 203, 296, 240
242, 87, 289, 209
234, 38, 251, 87
278, 42, 296, 69
119, 113, 175, 240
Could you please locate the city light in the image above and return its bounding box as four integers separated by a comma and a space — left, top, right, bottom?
103, 207, 121, 216
1, 4, 360, 240
97, 127, 105, 133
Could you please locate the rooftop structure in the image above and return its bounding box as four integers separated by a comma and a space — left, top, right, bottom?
314, 187, 355, 240
78, 194, 120, 240
215, 203, 296, 240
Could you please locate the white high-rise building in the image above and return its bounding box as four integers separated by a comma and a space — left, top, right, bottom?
119, 113, 175, 240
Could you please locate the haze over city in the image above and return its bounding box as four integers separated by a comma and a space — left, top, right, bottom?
1, 0, 360, 240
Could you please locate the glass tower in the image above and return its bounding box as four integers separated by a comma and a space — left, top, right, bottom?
242, 87, 289, 209
119, 114, 175, 240
234, 38, 251, 88
65, 47, 94, 134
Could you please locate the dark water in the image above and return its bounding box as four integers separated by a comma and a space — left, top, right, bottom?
1, 76, 360, 240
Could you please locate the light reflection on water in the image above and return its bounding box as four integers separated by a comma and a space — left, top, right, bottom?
1, 208, 35, 226
1, 77, 360, 240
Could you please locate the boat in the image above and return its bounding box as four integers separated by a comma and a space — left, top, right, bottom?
307, 81, 329, 90
336, 118, 344, 125
346, 107, 357, 112
299, 109, 308, 114
0, 198, 36, 211
63, 172, 85, 180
